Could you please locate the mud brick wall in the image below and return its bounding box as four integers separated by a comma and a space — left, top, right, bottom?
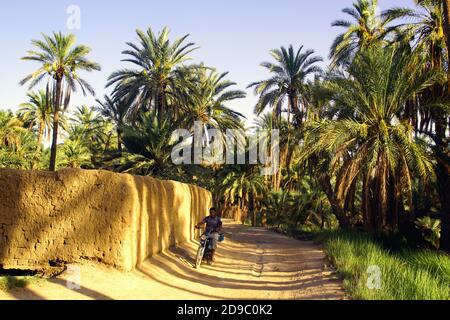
0, 169, 212, 271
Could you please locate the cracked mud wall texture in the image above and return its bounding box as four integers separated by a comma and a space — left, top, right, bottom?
0, 169, 212, 271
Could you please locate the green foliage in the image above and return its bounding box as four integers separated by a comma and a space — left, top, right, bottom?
18, 90, 53, 146
330, 0, 396, 68
59, 139, 92, 169
263, 190, 291, 227
20, 31, 101, 94
415, 216, 441, 250
218, 164, 266, 207
248, 45, 322, 125
401, 248, 450, 284
108, 112, 181, 178
107, 26, 198, 120
20, 31, 101, 171
0, 110, 39, 170
178, 66, 246, 131
318, 230, 450, 300
384, 0, 446, 54
0, 5, 447, 300
262, 184, 337, 231
302, 46, 437, 232
0, 276, 33, 291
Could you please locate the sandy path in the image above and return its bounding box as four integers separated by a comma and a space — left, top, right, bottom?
0, 221, 344, 300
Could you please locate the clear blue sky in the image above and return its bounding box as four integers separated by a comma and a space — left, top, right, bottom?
0, 0, 415, 123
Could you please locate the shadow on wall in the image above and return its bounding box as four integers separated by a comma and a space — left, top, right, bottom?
0, 169, 212, 272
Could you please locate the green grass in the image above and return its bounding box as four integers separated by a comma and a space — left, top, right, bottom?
316, 230, 450, 300
0, 270, 47, 291
0, 276, 36, 291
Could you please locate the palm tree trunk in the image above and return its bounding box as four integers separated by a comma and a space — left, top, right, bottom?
388, 173, 400, 232
321, 201, 325, 230
49, 111, 59, 171
156, 84, 166, 123
344, 180, 357, 219
49, 79, 62, 172
437, 142, 450, 251
251, 193, 257, 227
261, 207, 267, 227
37, 124, 43, 151
289, 93, 301, 127
318, 172, 348, 228
443, 0, 450, 92
237, 198, 242, 223
372, 175, 383, 232
379, 156, 388, 232
362, 173, 372, 231
117, 128, 123, 154
287, 96, 292, 125
431, 1, 450, 250
103, 132, 112, 154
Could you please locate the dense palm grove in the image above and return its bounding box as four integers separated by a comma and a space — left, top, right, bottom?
1, 0, 449, 251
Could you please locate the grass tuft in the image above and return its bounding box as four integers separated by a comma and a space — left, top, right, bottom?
0, 276, 35, 291
317, 230, 450, 300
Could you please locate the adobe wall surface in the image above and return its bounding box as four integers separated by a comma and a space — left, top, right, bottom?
0, 169, 212, 271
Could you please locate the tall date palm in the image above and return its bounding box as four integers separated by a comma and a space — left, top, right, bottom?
96, 95, 129, 153
385, 0, 450, 250
330, 0, 394, 68
302, 46, 437, 232
107, 27, 198, 122
20, 32, 100, 171
18, 90, 53, 149
248, 45, 322, 128
179, 67, 246, 134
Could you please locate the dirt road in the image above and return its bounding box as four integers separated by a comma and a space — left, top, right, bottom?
0, 221, 344, 300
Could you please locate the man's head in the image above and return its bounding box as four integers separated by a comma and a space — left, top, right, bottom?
210, 207, 217, 217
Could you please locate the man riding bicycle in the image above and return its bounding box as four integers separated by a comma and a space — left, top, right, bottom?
195, 207, 223, 263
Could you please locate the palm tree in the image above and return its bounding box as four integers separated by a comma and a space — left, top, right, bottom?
384, 0, 446, 69
442, 0, 450, 56
179, 67, 246, 141
417, 0, 450, 86
70, 105, 103, 138
0, 111, 27, 148
253, 113, 297, 191
217, 164, 266, 226
96, 95, 129, 153
441, 0, 450, 91
20, 31, 101, 171
419, 0, 450, 252
302, 46, 437, 232
386, 0, 450, 250
60, 139, 92, 169
0, 111, 38, 170
112, 112, 181, 177
286, 184, 332, 229
107, 27, 198, 122
70, 105, 116, 164
0, 131, 39, 170
330, 0, 394, 68
262, 190, 291, 228
248, 45, 322, 128
18, 90, 53, 149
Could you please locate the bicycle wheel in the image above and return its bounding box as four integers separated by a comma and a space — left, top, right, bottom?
195, 246, 205, 269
